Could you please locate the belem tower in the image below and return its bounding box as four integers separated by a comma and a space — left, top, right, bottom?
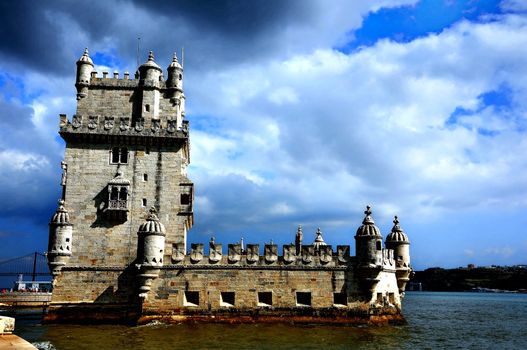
45, 49, 412, 324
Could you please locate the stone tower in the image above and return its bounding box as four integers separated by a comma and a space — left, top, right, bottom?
48, 49, 193, 306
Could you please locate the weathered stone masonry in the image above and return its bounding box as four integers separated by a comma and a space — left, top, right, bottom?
46, 49, 412, 324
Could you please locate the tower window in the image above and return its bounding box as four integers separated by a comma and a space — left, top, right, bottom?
184, 291, 199, 307
143, 173, 148, 181
110, 147, 128, 164
296, 292, 311, 307
142, 198, 147, 207
181, 193, 191, 205
258, 292, 272, 307
220, 292, 235, 307
376, 241, 382, 251
333, 293, 347, 306
179, 74, 182, 80
144, 104, 150, 112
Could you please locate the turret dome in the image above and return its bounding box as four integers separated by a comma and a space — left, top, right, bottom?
138, 207, 166, 235
139, 51, 162, 72
386, 216, 409, 243
167, 53, 182, 70
50, 200, 71, 225
76, 48, 94, 66
355, 205, 382, 237
313, 227, 327, 250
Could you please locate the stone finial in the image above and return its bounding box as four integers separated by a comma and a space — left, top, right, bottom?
393, 216, 400, 231
362, 205, 375, 225
148, 51, 155, 61
77, 48, 93, 65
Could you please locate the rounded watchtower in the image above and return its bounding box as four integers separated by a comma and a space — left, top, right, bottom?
166, 52, 183, 90
75, 48, 94, 99
385, 216, 412, 295
138, 51, 162, 88
354, 205, 383, 267
136, 207, 166, 298
47, 200, 73, 276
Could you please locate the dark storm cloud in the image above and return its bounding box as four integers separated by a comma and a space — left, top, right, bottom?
0, 0, 315, 75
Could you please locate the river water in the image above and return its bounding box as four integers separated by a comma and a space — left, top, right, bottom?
12, 292, 527, 349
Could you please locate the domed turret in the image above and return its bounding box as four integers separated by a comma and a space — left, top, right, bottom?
136, 207, 166, 299
313, 227, 327, 252
47, 200, 73, 276
354, 205, 383, 266
385, 216, 412, 295
138, 51, 162, 88
75, 48, 94, 99
166, 52, 183, 90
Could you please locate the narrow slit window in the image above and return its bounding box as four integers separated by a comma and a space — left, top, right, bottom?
296, 292, 311, 307
142, 198, 147, 207
145, 104, 150, 112
184, 291, 199, 307
388, 293, 395, 305
376, 241, 382, 251
220, 292, 235, 307
143, 173, 148, 181
258, 292, 272, 307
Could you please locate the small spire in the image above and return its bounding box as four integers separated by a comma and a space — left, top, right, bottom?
314, 227, 325, 243
147, 206, 159, 221
83, 48, 89, 56
58, 199, 65, 209
391, 215, 403, 232
172, 52, 179, 63
362, 205, 375, 225
148, 51, 155, 61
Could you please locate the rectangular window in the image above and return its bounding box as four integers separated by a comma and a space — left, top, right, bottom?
258, 292, 272, 307
388, 293, 395, 305
376, 293, 383, 304
181, 193, 191, 205
184, 291, 199, 307
220, 292, 235, 307
333, 292, 347, 306
110, 147, 128, 164
143, 173, 148, 181
142, 198, 147, 207
296, 292, 311, 307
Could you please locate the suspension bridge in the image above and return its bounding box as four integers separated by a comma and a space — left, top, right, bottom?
0, 252, 51, 281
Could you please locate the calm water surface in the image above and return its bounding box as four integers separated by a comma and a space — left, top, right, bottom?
12, 292, 527, 349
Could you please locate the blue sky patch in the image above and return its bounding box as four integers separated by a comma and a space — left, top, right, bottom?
92, 49, 123, 69
340, 0, 503, 53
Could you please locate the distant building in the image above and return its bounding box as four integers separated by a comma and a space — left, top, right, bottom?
45, 49, 412, 324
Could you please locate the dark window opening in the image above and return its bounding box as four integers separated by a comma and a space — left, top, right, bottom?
178, 74, 182, 80
398, 255, 403, 261
220, 292, 235, 307
376, 241, 382, 251
120, 188, 128, 200
143, 173, 148, 181
296, 292, 311, 306
388, 293, 395, 304
110, 187, 119, 200
110, 147, 128, 164
184, 291, 199, 306
142, 198, 147, 207
258, 292, 272, 306
333, 292, 347, 306
376, 293, 383, 304
65, 238, 70, 242
181, 193, 191, 205
145, 104, 150, 112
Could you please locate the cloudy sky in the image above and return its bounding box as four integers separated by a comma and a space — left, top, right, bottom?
0, 0, 526, 270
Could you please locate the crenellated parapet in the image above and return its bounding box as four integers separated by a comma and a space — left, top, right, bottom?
167, 241, 353, 269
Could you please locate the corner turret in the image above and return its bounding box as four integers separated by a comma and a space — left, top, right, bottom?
47, 200, 73, 276
139, 51, 162, 88
385, 216, 412, 296
136, 207, 166, 299
166, 52, 186, 128
75, 48, 94, 100
354, 205, 383, 267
